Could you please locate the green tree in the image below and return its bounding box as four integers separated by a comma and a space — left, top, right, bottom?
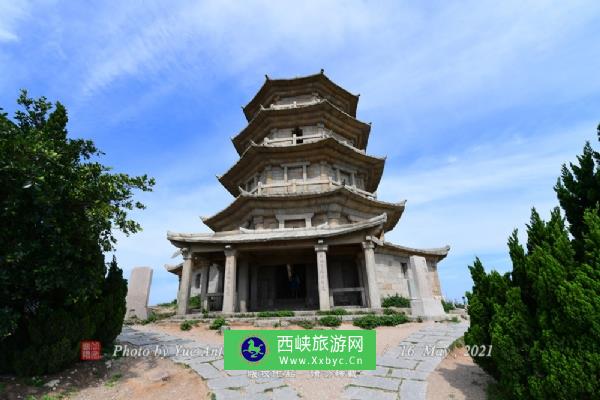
0, 91, 154, 375
465, 125, 600, 399
555, 123, 600, 253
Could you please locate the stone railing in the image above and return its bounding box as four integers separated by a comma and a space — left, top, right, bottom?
241, 177, 376, 199
268, 97, 321, 110
262, 128, 358, 150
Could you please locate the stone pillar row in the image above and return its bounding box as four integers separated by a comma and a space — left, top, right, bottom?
176, 239, 388, 316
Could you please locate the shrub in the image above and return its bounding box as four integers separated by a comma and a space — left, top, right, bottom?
318, 316, 342, 327
295, 319, 315, 329
353, 315, 379, 329
465, 129, 600, 399
317, 309, 348, 316
179, 320, 193, 331
157, 299, 177, 308
383, 308, 401, 315
209, 317, 227, 330
188, 295, 202, 309
353, 314, 408, 329
0, 93, 153, 375
441, 299, 455, 313
379, 314, 408, 326
381, 294, 410, 308
256, 311, 294, 318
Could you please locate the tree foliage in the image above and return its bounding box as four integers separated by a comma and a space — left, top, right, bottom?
465, 126, 600, 399
0, 91, 154, 375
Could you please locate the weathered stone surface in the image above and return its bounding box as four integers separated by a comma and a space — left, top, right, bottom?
206, 375, 251, 390
344, 385, 397, 400
187, 360, 223, 379
360, 365, 389, 377
125, 267, 153, 320
269, 385, 301, 399
400, 379, 427, 400
377, 356, 418, 370
389, 368, 429, 381
352, 375, 400, 391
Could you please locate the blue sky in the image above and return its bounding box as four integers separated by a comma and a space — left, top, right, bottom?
2, 1, 599, 305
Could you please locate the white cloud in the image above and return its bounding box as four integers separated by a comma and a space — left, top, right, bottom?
0, 2, 29, 42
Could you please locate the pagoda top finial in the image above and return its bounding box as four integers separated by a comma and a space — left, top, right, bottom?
242, 72, 359, 122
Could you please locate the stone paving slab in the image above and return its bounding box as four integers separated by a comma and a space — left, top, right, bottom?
345, 386, 398, 400
353, 375, 401, 391
117, 327, 301, 400
343, 322, 468, 400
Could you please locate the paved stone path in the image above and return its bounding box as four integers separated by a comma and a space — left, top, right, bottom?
117, 327, 300, 399
117, 322, 467, 400
343, 322, 468, 400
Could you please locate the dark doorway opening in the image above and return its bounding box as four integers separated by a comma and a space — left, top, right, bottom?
274, 264, 306, 300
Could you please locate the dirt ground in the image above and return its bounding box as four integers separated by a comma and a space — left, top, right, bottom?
427, 347, 493, 400
0, 353, 207, 400
0, 320, 491, 400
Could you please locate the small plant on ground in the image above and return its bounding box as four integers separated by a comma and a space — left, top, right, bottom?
353, 315, 379, 329
257, 310, 294, 318
381, 294, 410, 308
317, 308, 348, 316
209, 317, 227, 330
318, 316, 342, 327
295, 319, 316, 329
450, 316, 460, 323
383, 308, 402, 315
353, 314, 408, 329
105, 373, 122, 387
180, 320, 194, 331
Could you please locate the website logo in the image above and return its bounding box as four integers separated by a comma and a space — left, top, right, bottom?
241, 336, 267, 362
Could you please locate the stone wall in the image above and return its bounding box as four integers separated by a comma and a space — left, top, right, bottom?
373, 250, 410, 299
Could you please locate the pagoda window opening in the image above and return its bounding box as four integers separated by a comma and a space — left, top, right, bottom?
292, 127, 304, 144
333, 165, 356, 187
282, 162, 309, 183
245, 176, 258, 193
284, 219, 306, 229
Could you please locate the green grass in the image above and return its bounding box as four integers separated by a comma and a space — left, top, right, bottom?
316, 308, 348, 316
105, 373, 123, 388
381, 294, 410, 308
318, 316, 342, 327
256, 310, 294, 318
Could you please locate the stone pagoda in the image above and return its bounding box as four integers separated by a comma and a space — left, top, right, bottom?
166, 71, 447, 318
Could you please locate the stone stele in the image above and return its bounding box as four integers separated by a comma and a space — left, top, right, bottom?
125, 266, 153, 320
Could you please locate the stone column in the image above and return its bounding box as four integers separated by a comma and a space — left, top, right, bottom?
250, 265, 258, 311
177, 248, 193, 315
315, 242, 330, 311
198, 259, 210, 311
362, 240, 381, 308
238, 259, 249, 312
222, 246, 237, 313
408, 255, 445, 318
